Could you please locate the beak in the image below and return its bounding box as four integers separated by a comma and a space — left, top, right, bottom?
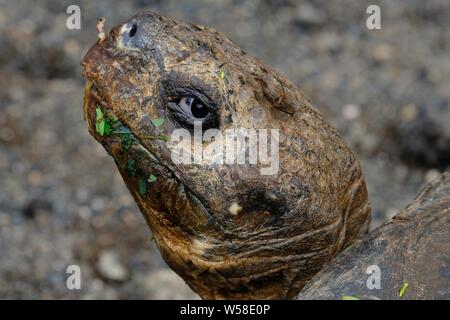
81, 24, 122, 82
81, 43, 104, 82
81, 25, 122, 124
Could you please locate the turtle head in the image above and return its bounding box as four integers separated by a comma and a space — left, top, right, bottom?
82, 11, 370, 299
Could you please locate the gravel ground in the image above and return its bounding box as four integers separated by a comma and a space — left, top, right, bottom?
0, 0, 448, 299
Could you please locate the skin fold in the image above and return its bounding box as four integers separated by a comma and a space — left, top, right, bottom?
297, 172, 450, 300
82, 11, 370, 299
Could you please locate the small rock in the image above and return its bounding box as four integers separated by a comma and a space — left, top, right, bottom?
78, 206, 92, 220
96, 250, 129, 282
373, 44, 395, 62
91, 197, 105, 211
343, 104, 360, 120
400, 104, 418, 122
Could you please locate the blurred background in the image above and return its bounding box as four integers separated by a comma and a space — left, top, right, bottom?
0, 0, 449, 299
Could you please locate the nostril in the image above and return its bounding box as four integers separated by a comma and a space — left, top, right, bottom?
129, 23, 137, 37
119, 22, 142, 48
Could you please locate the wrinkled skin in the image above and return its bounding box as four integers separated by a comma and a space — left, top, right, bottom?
297, 172, 450, 300
82, 12, 370, 299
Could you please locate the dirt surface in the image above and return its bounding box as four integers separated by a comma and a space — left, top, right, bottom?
0, 0, 448, 299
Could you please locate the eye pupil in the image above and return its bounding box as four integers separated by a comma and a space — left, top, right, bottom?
129, 24, 137, 37
178, 96, 209, 119
171, 96, 218, 130
191, 102, 209, 118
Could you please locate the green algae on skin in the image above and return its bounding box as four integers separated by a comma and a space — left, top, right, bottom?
138, 174, 157, 196
94, 105, 170, 148
120, 134, 136, 151
148, 174, 157, 183
151, 118, 165, 128
125, 159, 137, 176
399, 282, 409, 298
138, 176, 148, 196
108, 118, 169, 148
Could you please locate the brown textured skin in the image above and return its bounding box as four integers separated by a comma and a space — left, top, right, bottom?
81, 11, 370, 299
297, 172, 450, 300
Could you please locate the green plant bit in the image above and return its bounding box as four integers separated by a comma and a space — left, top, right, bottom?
125, 159, 137, 176
138, 176, 147, 196
148, 174, 157, 183
95, 106, 111, 136
110, 124, 136, 150
341, 295, 360, 300
399, 282, 409, 298
106, 114, 118, 126
219, 69, 225, 79
120, 134, 136, 151
151, 118, 165, 128
111, 124, 132, 135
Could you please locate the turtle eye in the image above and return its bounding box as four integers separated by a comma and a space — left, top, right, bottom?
178, 96, 210, 119
165, 86, 219, 131
129, 23, 137, 37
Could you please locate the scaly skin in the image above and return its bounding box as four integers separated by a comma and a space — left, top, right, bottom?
82, 11, 370, 299
297, 172, 450, 300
